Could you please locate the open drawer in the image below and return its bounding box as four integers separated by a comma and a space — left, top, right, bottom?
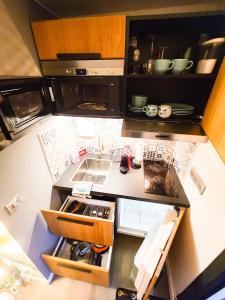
41, 196, 115, 246
42, 237, 113, 286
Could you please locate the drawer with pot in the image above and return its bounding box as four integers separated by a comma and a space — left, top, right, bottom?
41, 196, 115, 246
42, 237, 113, 286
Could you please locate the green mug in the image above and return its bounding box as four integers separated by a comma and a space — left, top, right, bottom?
172, 59, 193, 75
132, 95, 148, 108
154, 59, 175, 75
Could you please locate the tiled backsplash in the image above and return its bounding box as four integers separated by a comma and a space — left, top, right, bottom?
38, 116, 197, 182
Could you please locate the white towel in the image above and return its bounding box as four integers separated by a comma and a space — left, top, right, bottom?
134, 221, 175, 300
72, 181, 93, 198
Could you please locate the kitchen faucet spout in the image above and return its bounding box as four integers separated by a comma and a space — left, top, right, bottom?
96, 135, 103, 159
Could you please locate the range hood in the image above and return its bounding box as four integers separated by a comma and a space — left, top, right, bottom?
121, 119, 208, 143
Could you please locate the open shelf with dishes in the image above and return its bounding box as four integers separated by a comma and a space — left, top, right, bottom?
124, 73, 216, 123
123, 13, 225, 128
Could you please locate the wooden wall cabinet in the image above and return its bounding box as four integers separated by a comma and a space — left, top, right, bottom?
202, 57, 225, 163
31, 15, 126, 59
31, 19, 64, 60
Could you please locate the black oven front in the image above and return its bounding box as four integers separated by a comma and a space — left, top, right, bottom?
50, 76, 123, 117
0, 78, 50, 139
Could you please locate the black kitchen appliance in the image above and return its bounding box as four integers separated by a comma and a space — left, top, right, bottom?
42, 59, 124, 117
0, 78, 51, 139
49, 76, 123, 116
0, 60, 124, 141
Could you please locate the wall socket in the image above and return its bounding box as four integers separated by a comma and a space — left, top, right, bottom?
5, 194, 23, 215
190, 167, 206, 195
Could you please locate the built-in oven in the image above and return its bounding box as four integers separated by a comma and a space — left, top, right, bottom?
42, 59, 124, 117
0, 78, 50, 139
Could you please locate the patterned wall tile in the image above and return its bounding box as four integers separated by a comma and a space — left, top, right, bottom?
38, 117, 197, 182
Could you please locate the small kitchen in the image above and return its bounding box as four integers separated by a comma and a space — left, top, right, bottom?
0, 1, 225, 300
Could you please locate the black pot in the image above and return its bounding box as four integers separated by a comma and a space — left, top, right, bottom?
70, 242, 94, 264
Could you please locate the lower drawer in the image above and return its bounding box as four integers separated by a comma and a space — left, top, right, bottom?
42, 237, 113, 287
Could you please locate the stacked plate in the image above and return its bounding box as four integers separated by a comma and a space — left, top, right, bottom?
164, 103, 194, 116
128, 104, 144, 113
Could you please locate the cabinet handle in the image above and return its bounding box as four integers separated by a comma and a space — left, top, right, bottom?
155, 134, 171, 139
57, 217, 94, 226
58, 263, 91, 273
48, 87, 55, 102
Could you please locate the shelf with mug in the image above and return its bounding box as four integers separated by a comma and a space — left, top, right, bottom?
126, 73, 216, 79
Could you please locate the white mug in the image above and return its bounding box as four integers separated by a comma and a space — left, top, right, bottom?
154, 59, 175, 75
172, 59, 193, 74
142, 105, 158, 117
158, 105, 172, 118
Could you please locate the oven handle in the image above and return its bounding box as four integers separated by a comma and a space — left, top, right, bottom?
48, 87, 55, 102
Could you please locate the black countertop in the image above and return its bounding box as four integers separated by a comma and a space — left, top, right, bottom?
54, 154, 190, 208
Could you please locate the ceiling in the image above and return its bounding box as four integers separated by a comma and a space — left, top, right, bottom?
31, 0, 222, 20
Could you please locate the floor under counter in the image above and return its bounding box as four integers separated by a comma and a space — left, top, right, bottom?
111, 234, 170, 300
14, 234, 170, 300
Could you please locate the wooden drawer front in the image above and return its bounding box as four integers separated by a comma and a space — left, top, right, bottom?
41, 209, 114, 245
42, 254, 109, 286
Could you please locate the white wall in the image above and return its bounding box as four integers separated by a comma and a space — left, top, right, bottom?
0, 117, 58, 279
169, 141, 225, 295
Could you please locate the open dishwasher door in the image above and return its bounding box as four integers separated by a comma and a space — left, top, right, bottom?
117, 199, 185, 300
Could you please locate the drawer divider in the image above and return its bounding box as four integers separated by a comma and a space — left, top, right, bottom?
57, 216, 94, 226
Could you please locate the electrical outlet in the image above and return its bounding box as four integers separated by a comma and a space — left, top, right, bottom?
190, 167, 206, 195
5, 194, 23, 215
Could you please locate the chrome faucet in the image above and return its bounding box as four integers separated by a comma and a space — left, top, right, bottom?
96, 135, 103, 159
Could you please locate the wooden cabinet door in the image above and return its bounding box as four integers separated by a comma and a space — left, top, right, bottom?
87, 15, 126, 58
202, 58, 225, 163
60, 17, 90, 54
31, 20, 64, 60
31, 15, 126, 59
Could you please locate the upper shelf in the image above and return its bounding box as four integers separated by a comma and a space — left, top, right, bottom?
126, 74, 216, 79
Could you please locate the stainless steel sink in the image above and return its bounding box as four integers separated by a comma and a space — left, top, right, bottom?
71, 158, 112, 185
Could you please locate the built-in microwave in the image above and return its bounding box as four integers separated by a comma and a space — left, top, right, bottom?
42, 59, 124, 117
49, 76, 123, 117
0, 78, 50, 139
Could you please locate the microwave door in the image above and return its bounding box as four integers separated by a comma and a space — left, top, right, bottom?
0, 83, 50, 138
6, 90, 44, 126
59, 81, 81, 112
